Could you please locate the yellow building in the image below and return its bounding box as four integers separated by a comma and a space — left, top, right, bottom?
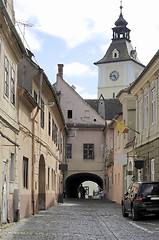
17, 53, 67, 220
0, 0, 25, 223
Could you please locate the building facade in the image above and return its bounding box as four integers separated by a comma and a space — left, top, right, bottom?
17, 54, 67, 220
115, 50, 159, 199
129, 50, 159, 183
0, 0, 25, 223
55, 64, 106, 197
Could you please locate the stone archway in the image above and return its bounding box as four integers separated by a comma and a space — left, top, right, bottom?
65, 173, 103, 198
38, 155, 46, 210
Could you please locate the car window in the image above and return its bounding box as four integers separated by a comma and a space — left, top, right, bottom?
141, 183, 159, 196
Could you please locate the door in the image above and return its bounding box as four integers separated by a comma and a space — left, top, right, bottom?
2, 160, 8, 223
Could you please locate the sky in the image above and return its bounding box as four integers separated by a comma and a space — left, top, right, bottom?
14, 0, 159, 99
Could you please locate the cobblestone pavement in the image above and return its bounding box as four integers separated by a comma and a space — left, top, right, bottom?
0, 198, 159, 239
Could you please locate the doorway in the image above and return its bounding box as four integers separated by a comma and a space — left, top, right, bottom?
38, 155, 45, 210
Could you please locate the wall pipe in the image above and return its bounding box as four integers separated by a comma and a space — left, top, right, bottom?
31, 69, 43, 215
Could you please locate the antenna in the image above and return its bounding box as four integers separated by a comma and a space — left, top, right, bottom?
16, 20, 40, 44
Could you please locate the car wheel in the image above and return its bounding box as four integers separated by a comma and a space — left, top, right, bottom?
132, 205, 139, 221
122, 204, 128, 217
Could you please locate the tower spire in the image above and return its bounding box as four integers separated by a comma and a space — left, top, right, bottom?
112, 1, 130, 41
120, 0, 123, 14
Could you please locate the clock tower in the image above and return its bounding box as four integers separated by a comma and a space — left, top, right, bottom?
94, 2, 145, 99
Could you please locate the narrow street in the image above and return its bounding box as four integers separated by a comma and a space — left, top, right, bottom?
0, 198, 159, 240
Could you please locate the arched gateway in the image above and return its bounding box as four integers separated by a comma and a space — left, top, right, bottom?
65, 173, 103, 198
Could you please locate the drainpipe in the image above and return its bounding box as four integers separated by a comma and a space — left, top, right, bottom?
31, 69, 43, 215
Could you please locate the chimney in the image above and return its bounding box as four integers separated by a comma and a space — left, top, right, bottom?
58, 64, 64, 78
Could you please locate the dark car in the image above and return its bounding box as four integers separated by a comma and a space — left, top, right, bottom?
121, 181, 159, 221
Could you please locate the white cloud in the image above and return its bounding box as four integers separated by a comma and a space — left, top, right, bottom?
69, 84, 97, 99
14, 0, 159, 64
73, 85, 84, 92
64, 62, 97, 77
80, 93, 97, 99
14, 0, 117, 49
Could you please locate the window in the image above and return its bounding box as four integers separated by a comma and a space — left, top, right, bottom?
112, 49, 119, 58
48, 112, 51, 136
41, 99, 44, 128
10, 153, 15, 181
138, 100, 142, 132
23, 157, 28, 188
11, 68, 15, 105
4, 56, 9, 97
67, 144, 72, 158
52, 119, 58, 145
83, 144, 94, 159
34, 91, 38, 102
68, 110, 72, 118
151, 88, 156, 124
52, 119, 55, 141
144, 95, 148, 128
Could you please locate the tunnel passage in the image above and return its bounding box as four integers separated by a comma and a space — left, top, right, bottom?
65, 173, 103, 198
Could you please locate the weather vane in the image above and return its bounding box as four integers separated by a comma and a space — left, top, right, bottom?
120, 0, 123, 14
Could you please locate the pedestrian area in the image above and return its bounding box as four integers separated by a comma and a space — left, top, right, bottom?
0, 198, 159, 240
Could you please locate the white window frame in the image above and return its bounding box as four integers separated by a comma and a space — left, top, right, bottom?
11, 68, 15, 105
138, 100, 142, 132
4, 56, 9, 97
144, 95, 148, 128
151, 88, 156, 124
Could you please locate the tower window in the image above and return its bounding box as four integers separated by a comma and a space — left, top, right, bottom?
112, 49, 119, 58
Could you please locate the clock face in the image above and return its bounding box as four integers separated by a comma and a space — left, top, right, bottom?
109, 71, 119, 81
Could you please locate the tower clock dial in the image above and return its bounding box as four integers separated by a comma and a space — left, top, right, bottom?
109, 71, 119, 81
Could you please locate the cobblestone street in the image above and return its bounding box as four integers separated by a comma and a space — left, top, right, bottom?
0, 198, 159, 240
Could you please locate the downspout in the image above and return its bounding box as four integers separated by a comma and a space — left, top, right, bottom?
31, 69, 43, 215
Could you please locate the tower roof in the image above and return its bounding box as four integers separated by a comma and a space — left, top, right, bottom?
94, 39, 144, 66
94, 2, 144, 67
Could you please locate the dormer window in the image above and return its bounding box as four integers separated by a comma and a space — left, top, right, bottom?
68, 110, 72, 119
112, 49, 119, 59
